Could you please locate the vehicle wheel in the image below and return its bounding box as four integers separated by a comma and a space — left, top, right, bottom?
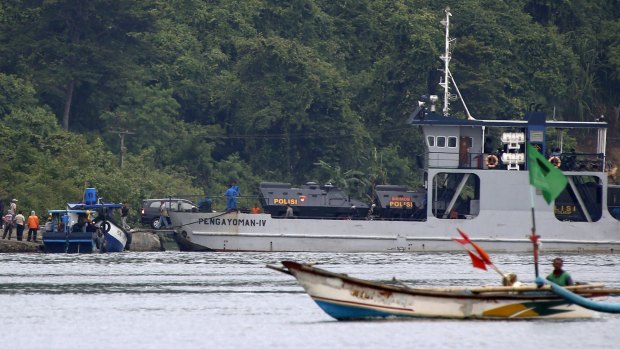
151, 218, 161, 230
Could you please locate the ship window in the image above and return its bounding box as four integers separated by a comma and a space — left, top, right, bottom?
283, 192, 288, 195
427, 136, 435, 147
554, 175, 602, 222
448, 137, 457, 148
431, 172, 480, 220
608, 185, 620, 221
436, 136, 446, 147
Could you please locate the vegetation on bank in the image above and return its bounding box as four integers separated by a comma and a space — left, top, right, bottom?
0, 1, 618, 224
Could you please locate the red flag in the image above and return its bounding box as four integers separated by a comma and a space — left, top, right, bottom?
453, 238, 468, 245
455, 228, 493, 268
467, 250, 487, 270
470, 241, 492, 265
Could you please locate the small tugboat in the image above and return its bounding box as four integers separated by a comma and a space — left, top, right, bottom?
42, 188, 130, 253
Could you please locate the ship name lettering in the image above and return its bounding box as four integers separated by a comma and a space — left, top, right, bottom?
197, 217, 266, 227
351, 289, 372, 300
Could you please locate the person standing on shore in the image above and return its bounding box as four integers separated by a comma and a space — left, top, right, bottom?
2, 210, 14, 240
0, 199, 4, 230
159, 201, 171, 229
10, 199, 17, 221
27, 211, 40, 242
14, 210, 25, 241
121, 203, 130, 230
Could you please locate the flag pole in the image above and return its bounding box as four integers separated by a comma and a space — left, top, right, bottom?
526, 143, 567, 282
529, 186, 540, 278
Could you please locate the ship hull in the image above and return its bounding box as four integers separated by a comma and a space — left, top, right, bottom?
169, 211, 620, 253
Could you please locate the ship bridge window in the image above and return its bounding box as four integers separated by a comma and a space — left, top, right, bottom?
555, 175, 601, 222
427, 136, 435, 147
431, 172, 480, 220
436, 136, 446, 147
448, 137, 457, 148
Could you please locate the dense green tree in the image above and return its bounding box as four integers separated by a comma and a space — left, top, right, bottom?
0, 0, 155, 131
0, 1, 619, 217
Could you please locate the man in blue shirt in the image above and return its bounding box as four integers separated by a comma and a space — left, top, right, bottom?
225, 184, 240, 212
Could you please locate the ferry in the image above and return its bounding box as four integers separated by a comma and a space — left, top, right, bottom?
169, 9, 620, 253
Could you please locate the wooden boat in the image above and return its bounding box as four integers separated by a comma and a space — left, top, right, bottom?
268, 260, 619, 320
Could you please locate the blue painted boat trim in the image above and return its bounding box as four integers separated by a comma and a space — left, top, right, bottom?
314, 299, 410, 320
103, 233, 125, 252
44, 239, 93, 243
538, 277, 620, 314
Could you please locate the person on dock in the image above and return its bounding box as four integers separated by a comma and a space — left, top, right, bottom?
159, 201, 171, 229
14, 210, 25, 241
27, 211, 40, 242
0, 199, 4, 230
2, 210, 14, 240
10, 199, 17, 218
121, 203, 130, 230
546, 257, 574, 286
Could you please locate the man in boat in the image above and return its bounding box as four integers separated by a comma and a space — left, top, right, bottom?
546, 257, 574, 286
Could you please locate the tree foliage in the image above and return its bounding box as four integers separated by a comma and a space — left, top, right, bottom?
0, 0, 618, 223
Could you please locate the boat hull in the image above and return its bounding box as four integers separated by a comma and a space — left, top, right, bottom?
99, 221, 128, 253
169, 209, 620, 253
278, 261, 597, 320
42, 231, 96, 253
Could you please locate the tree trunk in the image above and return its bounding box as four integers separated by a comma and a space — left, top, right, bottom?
62, 80, 75, 131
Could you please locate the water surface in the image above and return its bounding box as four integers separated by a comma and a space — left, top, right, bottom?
0, 252, 618, 348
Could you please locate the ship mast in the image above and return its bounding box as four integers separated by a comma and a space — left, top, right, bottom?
439, 7, 474, 119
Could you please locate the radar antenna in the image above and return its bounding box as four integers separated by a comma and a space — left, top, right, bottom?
439, 7, 474, 120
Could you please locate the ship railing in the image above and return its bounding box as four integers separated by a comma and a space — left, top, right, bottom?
425, 151, 486, 169
165, 194, 263, 214
425, 151, 606, 172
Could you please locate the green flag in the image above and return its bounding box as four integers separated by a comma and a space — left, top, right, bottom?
527, 144, 568, 204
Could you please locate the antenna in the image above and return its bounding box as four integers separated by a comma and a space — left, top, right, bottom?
439, 7, 452, 116
438, 7, 474, 120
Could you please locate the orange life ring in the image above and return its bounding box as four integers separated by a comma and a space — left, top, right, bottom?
486, 154, 499, 168
549, 156, 561, 168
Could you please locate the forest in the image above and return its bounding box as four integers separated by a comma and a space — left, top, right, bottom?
0, 0, 619, 224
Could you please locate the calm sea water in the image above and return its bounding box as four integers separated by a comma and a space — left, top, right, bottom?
0, 251, 619, 349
